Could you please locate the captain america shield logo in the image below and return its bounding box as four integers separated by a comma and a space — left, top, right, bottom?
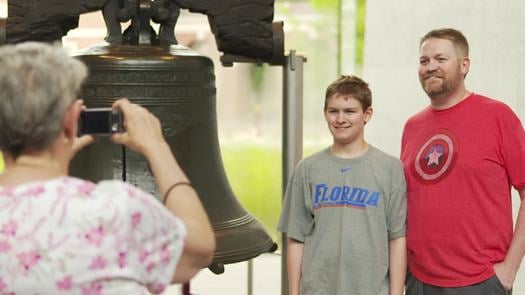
411, 130, 459, 184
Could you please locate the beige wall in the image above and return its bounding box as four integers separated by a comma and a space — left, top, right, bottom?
363, 0, 525, 292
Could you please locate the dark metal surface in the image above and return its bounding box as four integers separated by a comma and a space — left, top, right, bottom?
0, 18, 5, 45
70, 44, 277, 270
2, 0, 284, 64
220, 21, 285, 67
176, 0, 285, 65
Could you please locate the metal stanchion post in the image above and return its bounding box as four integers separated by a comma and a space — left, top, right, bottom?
248, 259, 254, 295
281, 50, 306, 295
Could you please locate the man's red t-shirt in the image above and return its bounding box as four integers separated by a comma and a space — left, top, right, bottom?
401, 93, 525, 287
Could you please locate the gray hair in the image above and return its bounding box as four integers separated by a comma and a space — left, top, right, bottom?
0, 42, 88, 159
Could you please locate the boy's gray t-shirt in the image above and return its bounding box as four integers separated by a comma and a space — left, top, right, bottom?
278, 146, 407, 295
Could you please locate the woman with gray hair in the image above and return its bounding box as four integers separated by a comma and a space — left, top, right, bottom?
0, 42, 215, 294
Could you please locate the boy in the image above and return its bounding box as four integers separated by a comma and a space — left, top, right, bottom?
278, 75, 407, 295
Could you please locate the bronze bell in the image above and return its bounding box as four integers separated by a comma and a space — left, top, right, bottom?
69, 0, 280, 273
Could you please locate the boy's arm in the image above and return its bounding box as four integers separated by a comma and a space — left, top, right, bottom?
287, 237, 304, 295
389, 237, 407, 295
494, 187, 525, 290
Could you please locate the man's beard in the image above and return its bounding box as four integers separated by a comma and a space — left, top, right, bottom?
420, 70, 463, 100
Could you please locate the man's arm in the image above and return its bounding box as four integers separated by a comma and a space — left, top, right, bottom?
287, 238, 304, 295
389, 237, 407, 295
494, 187, 525, 290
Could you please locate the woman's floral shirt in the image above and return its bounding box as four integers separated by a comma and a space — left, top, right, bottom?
0, 177, 186, 294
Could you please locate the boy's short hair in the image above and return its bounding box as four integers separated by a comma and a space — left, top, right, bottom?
324, 75, 372, 111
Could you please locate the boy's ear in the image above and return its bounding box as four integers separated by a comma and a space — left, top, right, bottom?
63, 100, 83, 140
364, 107, 373, 124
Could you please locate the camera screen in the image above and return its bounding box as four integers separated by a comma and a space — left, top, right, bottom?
79, 109, 113, 135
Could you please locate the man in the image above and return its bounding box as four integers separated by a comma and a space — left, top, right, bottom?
401, 28, 525, 295
279, 75, 407, 295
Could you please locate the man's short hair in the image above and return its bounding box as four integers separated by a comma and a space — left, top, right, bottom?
420, 28, 469, 58
324, 75, 372, 111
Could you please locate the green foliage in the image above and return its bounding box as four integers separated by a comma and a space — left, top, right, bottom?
356, 0, 367, 67
221, 143, 283, 246
303, 0, 367, 67
249, 65, 266, 93
278, 0, 367, 72
220, 143, 328, 250
310, 0, 338, 11
0, 153, 3, 172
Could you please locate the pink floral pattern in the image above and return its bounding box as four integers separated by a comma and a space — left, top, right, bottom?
76, 182, 96, 195
24, 185, 45, 197
117, 251, 127, 268
0, 278, 7, 291
89, 256, 107, 270
139, 248, 149, 263
0, 177, 187, 294
56, 275, 73, 290
1, 220, 17, 236
81, 282, 102, 295
160, 243, 171, 265
84, 225, 105, 247
0, 240, 11, 253
17, 250, 41, 275
131, 212, 142, 229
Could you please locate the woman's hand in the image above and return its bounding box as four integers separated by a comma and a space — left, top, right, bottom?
71, 134, 95, 156
69, 100, 95, 157
110, 98, 167, 158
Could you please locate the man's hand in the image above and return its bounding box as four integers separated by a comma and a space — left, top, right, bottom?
493, 262, 516, 291
494, 188, 525, 292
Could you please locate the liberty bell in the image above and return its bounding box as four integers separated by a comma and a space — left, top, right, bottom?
68, 0, 284, 273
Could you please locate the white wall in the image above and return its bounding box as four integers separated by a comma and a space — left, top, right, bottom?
363, 0, 525, 292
